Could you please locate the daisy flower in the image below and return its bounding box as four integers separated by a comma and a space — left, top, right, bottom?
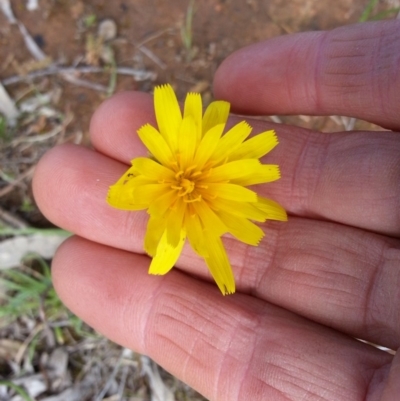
107, 84, 287, 294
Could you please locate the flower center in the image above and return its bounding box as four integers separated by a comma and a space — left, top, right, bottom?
170, 166, 204, 203
179, 178, 195, 194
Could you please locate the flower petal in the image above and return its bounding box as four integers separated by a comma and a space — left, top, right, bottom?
204, 237, 235, 295
144, 215, 167, 256
211, 121, 252, 162
107, 185, 148, 210
216, 210, 264, 246
208, 197, 268, 222
166, 198, 186, 248
193, 123, 225, 169
134, 183, 172, 205
137, 124, 175, 167
148, 189, 177, 218
205, 159, 261, 182
232, 164, 281, 186
256, 196, 288, 221
184, 92, 202, 145
114, 172, 155, 187
202, 100, 230, 136
154, 84, 181, 151
148, 229, 186, 275
178, 116, 197, 170
131, 157, 175, 181
204, 183, 257, 202
192, 201, 227, 237
185, 211, 208, 256
228, 130, 278, 161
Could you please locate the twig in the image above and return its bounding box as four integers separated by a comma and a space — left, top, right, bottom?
94, 348, 125, 401
329, 115, 342, 126
15, 323, 44, 365
0, 81, 19, 123
0, 0, 16, 23
141, 355, 175, 401
115, 66, 156, 80
0, 205, 29, 228
2, 66, 156, 86
117, 366, 129, 400
16, 21, 47, 61
0, 0, 47, 60
0, 165, 35, 198
60, 72, 108, 92
135, 28, 175, 48
138, 46, 167, 70
269, 115, 282, 124
12, 116, 71, 145
340, 116, 356, 131
38, 297, 56, 349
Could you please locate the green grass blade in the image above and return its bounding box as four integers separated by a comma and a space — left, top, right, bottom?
0, 381, 35, 401
359, 0, 379, 22
0, 227, 70, 236
371, 7, 400, 20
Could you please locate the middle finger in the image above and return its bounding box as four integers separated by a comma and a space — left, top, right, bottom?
33, 144, 400, 349
89, 92, 400, 236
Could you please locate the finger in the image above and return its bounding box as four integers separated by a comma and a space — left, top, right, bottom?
33, 144, 149, 250
53, 236, 393, 401
33, 144, 400, 349
89, 91, 153, 162
88, 92, 400, 236
381, 349, 400, 401
213, 21, 400, 130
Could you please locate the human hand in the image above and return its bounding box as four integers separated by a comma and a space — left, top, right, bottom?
33, 20, 400, 401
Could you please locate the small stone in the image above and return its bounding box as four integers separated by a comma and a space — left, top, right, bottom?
98, 19, 117, 41
26, 0, 39, 11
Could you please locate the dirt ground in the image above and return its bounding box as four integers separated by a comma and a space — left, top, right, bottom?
0, 0, 398, 400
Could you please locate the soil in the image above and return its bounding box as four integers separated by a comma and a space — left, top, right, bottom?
0, 1, 397, 399
0, 0, 370, 135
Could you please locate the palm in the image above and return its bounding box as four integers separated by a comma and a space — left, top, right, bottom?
33, 21, 400, 401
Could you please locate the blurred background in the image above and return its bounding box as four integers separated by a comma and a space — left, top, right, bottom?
0, 1, 398, 400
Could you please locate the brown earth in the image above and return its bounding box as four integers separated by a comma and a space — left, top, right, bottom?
0, 1, 397, 400
0, 0, 372, 135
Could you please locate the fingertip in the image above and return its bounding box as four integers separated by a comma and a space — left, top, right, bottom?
214, 28, 320, 114
51, 235, 82, 305
213, 44, 254, 100
51, 236, 147, 341
212, 52, 237, 103
214, 21, 400, 128
33, 144, 80, 224
89, 91, 155, 162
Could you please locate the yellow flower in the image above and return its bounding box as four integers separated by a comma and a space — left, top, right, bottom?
107, 84, 287, 295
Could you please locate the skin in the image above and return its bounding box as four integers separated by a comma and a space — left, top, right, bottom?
33, 20, 400, 401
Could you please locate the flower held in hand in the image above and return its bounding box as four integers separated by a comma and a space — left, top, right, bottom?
107, 84, 287, 294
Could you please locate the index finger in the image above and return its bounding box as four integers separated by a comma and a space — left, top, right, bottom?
213, 21, 400, 130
